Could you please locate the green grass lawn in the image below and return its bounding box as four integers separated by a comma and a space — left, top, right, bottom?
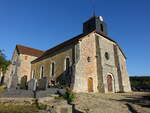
0, 104, 39, 113
0, 86, 6, 93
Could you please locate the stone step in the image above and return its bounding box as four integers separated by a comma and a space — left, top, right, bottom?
36, 88, 66, 98
0, 89, 34, 98
0, 88, 66, 98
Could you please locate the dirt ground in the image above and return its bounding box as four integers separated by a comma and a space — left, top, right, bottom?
73, 92, 150, 113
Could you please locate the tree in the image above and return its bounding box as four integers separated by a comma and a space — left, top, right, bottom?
0, 50, 11, 74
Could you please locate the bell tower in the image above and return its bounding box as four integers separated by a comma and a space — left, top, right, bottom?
83, 16, 108, 36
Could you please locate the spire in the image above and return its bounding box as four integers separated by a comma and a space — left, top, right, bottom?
92, 0, 96, 17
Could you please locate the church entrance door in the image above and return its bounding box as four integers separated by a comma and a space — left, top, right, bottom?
107, 75, 113, 92
88, 77, 93, 92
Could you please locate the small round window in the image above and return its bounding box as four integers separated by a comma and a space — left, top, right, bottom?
105, 52, 109, 60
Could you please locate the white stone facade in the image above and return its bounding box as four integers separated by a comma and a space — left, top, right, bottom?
73, 32, 131, 93
30, 31, 131, 93
73, 33, 98, 93
6, 16, 131, 93
4, 46, 43, 88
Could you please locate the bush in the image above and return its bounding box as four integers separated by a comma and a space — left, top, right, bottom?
38, 104, 47, 110
130, 76, 150, 91
32, 99, 47, 110
0, 86, 6, 93
53, 87, 75, 103
63, 89, 75, 103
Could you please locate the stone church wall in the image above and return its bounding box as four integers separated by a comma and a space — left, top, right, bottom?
73, 32, 98, 93
117, 48, 131, 92
95, 34, 104, 92
6, 49, 20, 88
4, 49, 38, 88
11, 50, 19, 76
19, 54, 37, 82
30, 32, 131, 93
4, 64, 12, 87
31, 44, 75, 86
96, 34, 120, 93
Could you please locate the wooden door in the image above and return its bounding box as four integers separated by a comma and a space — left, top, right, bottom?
88, 77, 93, 92
107, 75, 113, 92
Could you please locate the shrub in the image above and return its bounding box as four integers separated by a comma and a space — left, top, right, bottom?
0, 86, 6, 93
38, 104, 47, 110
63, 89, 75, 103
130, 76, 150, 91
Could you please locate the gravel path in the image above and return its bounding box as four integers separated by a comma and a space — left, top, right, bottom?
73, 92, 150, 113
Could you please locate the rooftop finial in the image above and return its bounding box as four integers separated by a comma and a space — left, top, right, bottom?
92, 0, 96, 16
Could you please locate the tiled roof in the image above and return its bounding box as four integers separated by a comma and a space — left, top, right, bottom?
31, 31, 126, 63
31, 32, 89, 63
16, 44, 44, 57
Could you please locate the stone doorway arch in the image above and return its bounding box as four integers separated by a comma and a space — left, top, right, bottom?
88, 77, 93, 92
107, 75, 113, 92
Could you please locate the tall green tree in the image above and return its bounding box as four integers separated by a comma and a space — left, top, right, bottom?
0, 50, 11, 74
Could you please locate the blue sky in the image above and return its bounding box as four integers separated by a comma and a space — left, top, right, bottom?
0, 0, 150, 76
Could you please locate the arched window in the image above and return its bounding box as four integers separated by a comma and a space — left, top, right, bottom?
64, 57, 71, 75
50, 62, 55, 76
31, 70, 35, 79
40, 66, 44, 79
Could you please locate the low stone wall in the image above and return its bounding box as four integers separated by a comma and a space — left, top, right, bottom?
0, 89, 34, 98
38, 97, 72, 113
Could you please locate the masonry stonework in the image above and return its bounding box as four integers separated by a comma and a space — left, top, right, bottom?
4, 45, 44, 88
117, 47, 131, 92
30, 16, 131, 93
73, 33, 98, 92
31, 44, 75, 86
97, 34, 120, 93
19, 54, 37, 82
6, 16, 131, 93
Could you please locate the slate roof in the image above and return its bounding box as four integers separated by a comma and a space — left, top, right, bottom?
16, 44, 44, 57
31, 31, 126, 64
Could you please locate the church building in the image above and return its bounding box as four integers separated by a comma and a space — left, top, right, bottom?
31, 16, 131, 93
4, 44, 44, 88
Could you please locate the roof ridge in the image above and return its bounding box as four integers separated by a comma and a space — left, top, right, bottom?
16, 44, 44, 57
16, 44, 44, 52
31, 31, 126, 63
